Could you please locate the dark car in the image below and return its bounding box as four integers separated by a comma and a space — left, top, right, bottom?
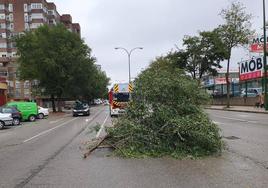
73, 103, 90, 117
0, 106, 22, 125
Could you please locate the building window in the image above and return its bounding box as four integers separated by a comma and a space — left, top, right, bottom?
31, 3, 43, 10
8, 4, 13, 12
0, 33, 6, 38
48, 10, 54, 15
0, 14, 5, 20
9, 14, 13, 21
8, 23, 14, 31
0, 71, 8, 76
31, 13, 44, 20
7, 42, 16, 48
0, 23, 6, 29
24, 14, 29, 22
0, 42, 7, 48
30, 23, 43, 29
25, 23, 30, 31
24, 4, 28, 12
0, 4, 5, 10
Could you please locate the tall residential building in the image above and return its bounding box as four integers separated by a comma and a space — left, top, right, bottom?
0, 0, 80, 104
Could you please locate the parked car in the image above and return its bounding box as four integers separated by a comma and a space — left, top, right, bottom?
0, 106, 22, 126
0, 112, 13, 129
103, 100, 109, 105
38, 106, 49, 119
93, 99, 102, 105
6, 102, 38, 122
240, 88, 262, 97
73, 103, 90, 116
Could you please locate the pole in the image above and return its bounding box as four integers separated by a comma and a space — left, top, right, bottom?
115, 47, 143, 84
263, 0, 268, 110
128, 53, 131, 83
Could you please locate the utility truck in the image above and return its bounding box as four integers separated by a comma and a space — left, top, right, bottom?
108, 83, 133, 116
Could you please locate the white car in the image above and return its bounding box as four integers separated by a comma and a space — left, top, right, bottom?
0, 113, 13, 129
38, 106, 49, 119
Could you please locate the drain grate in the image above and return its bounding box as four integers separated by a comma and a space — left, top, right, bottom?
224, 136, 240, 140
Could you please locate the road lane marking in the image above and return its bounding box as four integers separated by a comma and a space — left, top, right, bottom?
96, 114, 109, 138
49, 118, 65, 124
212, 115, 247, 122
23, 118, 78, 143
85, 118, 91, 122
212, 121, 221, 124
23, 108, 105, 143
212, 115, 264, 125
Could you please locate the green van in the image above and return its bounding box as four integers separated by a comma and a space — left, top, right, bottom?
6, 102, 38, 122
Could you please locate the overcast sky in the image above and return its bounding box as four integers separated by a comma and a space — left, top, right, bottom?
52, 0, 263, 84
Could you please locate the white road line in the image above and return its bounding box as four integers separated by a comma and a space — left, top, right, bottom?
23, 118, 78, 143
49, 118, 64, 124
212, 121, 221, 124
212, 115, 262, 125
96, 114, 109, 138
85, 118, 92, 122
23, 108, 104, 143
212, 115, 247, 122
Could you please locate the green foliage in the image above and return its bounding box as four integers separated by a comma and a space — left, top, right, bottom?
167, 30, 228, 80
15, 24, 109, 111
217, 2, 253, 54
215, 2, 253, 107
107, 58, 222, 158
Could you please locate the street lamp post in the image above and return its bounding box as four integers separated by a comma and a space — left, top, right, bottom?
263, 0, 268, 110
115, 47, 143, 83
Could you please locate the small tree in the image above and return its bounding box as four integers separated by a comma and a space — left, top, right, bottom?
216, 2, 253, 108
167, 30, 228, 81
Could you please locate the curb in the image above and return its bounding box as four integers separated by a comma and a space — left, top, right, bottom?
204, 107, 268, 114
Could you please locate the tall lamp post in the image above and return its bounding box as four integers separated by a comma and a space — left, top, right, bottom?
263, 0, 268, 110
115, 47, 143, 83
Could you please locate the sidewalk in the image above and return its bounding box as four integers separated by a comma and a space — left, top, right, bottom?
205, 105, 268, 114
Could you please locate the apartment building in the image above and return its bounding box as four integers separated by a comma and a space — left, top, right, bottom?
0, 0, 80, 104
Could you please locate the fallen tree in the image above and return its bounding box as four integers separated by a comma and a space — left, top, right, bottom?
106, 57, 222, 158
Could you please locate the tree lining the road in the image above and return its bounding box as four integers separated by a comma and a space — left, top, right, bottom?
15, 24, 110, 112
167, 30, 228, 81
216, 2, 253, 108
165, 1, 252, 91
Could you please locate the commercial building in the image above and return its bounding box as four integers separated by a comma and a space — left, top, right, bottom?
0, 0, 80, 104
202, 68, 240, 97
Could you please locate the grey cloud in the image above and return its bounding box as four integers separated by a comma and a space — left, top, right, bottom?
53, 0, 263, 83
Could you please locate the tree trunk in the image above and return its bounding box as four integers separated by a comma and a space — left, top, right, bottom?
51, 94, 56, 112
57, 96, 62, 112
226, 58, 231, 108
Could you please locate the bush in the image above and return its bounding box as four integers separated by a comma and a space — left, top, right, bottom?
107, 58, 222, 158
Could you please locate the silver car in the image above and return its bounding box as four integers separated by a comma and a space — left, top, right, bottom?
240, 88, 262, 97
0, 113, 13, 129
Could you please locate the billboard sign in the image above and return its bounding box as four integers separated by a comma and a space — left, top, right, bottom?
239, 56, 265, 81
250, 35, 268, 53
214, 78, 232, 85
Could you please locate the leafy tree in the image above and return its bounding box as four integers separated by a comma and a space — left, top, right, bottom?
81, 66, 110, 102
167, 31, 228, 81
216, 2, 253, 108
16, 24, 107, 112
107, 57, 222, 158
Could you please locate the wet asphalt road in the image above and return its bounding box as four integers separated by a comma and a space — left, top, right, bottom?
0, 107, 268, 188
